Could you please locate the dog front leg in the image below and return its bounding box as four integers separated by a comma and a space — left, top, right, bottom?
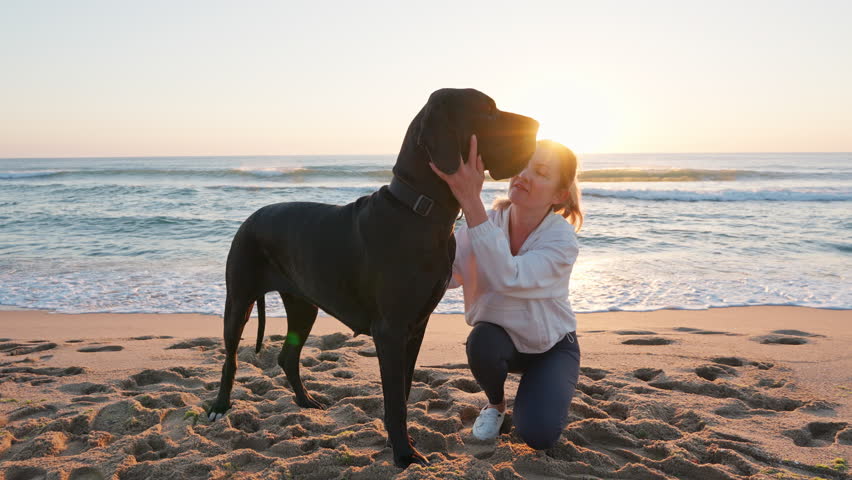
373, 328, 429, 468
404, 326, 426, 403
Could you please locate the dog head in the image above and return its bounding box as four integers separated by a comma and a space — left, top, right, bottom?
416, 88, 539, 180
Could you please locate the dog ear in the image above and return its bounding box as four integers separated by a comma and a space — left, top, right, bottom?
417, 101, 462, 174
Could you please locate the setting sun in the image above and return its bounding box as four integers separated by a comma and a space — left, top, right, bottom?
513, 88, 619, 155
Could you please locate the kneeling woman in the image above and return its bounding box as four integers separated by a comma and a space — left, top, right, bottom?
430, 136, 583, 449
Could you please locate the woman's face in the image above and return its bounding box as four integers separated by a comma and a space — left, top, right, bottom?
508, 146, 567, 211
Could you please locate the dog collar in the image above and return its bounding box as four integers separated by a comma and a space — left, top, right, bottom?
388, 176, 454, 218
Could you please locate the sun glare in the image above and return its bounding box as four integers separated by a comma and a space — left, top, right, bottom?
534, 108, 616, 155
515, 89, 618, 154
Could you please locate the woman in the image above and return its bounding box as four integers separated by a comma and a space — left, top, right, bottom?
429, 134, 583, 450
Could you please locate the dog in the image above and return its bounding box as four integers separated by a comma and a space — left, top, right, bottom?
206, 88, 539, 467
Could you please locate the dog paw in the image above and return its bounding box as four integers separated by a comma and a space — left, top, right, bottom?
386, 433, 418, 448
206, 401, 231, 421
207, 411, 226, 422
295, 393, 326, 410
394, 447, 430, 468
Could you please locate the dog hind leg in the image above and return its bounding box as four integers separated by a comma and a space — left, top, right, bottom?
208, 296, 254, 421
255, 295, 265, 353
278, 293, 323, 409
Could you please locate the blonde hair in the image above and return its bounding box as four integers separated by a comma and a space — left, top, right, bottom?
493, 139, 584, 231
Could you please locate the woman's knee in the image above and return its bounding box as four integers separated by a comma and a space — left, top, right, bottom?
466, 322, 511, 365
516, 422, 563, 450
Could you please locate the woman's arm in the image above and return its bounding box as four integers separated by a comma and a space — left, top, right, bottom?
428, 135, 488, 229
446, 221, 468, 289
447, 261, 463, 289
467, 220, 577, 298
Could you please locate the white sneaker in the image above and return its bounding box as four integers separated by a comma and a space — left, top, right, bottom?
472, 405, 505, 441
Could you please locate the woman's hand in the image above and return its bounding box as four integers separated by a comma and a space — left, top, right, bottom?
429, 134, 488, 227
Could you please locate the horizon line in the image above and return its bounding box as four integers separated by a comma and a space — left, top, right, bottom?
2, 151, 851, 161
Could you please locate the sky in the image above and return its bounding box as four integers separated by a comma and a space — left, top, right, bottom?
1, 0, 851, 157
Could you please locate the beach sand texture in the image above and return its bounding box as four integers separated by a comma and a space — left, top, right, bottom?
1, 307, 850, 479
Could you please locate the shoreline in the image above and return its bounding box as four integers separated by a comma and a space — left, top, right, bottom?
3, 302, 850, 317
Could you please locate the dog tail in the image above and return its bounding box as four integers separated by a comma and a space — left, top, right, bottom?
255, 295, 266, 353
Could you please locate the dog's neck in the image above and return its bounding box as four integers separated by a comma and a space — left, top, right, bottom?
390, 143, 460, 226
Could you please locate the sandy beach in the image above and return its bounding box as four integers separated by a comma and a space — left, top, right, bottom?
1, 306, 850, 479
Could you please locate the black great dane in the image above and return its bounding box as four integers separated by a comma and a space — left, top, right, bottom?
207, 88, 539, 467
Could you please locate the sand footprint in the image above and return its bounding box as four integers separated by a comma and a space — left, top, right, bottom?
412, 367, 459, 389
672, 326, 741, 336
575, 381, 619, 402
0, 366, 85, 385
3, 466, 48, 480
771, 329, 825, 338
128, 432, 180, 461
711, 356, 773, 370
569, 398, 610, 420
71, 395, 112, 405
136, 391, 201, 409
631, 363, 802, 413
69, 466, 106, 480
622, 337, 675, 345
90, 399, 162, 435
166, 337, 219, 350
580, 367, 609, 380
632, 367, 663, 381
10, 431, 68, 460
756, 377, 787, 388
614, 330, 678, 345
694, 363, 738, 381
59, 382, 115, 395
1, 341, 58, 356
236, 376, 277, 396
356, 346, 377, 357
753, 334, 809, 345
306, 332, 350, 351
123, 369, 205, 389
751, 329, 824, 345
310, 352, 343, 373
301, 356, 320, 367
783, 421, 849, 447
713, 399, 778, 418
77, 345, 124, 353
642, 372, 804, 412
444, 377, 481, 394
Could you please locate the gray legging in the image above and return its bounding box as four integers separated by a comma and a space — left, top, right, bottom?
465, 322, 580, 450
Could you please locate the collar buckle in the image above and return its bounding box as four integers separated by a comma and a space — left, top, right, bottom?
413, 195, 434, 216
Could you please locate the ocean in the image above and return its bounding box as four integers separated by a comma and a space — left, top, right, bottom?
1, 152, 850, 317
